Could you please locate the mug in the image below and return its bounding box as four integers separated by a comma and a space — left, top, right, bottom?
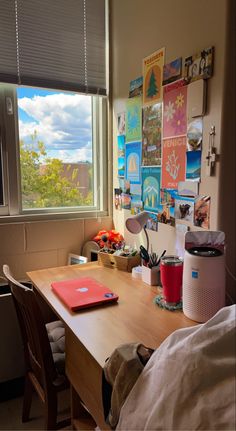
160, 256, 183, 304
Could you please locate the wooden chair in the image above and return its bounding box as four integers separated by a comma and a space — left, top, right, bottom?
3, 265, 70, 430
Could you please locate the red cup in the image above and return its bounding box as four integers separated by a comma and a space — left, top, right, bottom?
160, 256, 183, 304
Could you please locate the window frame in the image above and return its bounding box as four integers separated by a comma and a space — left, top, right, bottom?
0, 84, 109, 222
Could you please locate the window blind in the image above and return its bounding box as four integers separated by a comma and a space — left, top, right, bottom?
0, 0, 107, 95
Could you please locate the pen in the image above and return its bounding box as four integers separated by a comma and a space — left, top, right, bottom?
156, 249, 166, 267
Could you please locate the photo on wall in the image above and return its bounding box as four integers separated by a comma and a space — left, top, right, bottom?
126, 96, 142, 142
187, 118, 203, 151
118, 135, 125, 177
161, 136, 187, 189
125, 141, 142, 184
194, 195, 211, 229
186, 150, 202, 181
174, 196, 195, 223
163, 57, 182, 86
142, 166, 161, 213
143, 47, 165, 106
184, 46, 214, 83
117, 112, 126, 135
129, 76, 143, 98
142, 103, 162, 166
163, 79, 187, 139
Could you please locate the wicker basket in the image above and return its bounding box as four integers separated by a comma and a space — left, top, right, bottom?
98, 251, 140, 272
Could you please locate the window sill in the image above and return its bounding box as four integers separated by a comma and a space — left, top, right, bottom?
0, 210, 109, 224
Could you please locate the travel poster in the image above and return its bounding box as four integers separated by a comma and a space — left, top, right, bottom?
142, 167, 161, 213
174, 196, 195, 223
194, 195, 211, 229
146, 212, 159, 231
184, 47, 214, 83
129, 76, 143, 98
143, 48, 165, 106
117, 112, 126, 135
163, 79, 187, 138
126, 96, 142, 143
163, 57, 182, 85
131, 196, 143, 215
142, 103, 162, 166
161, 136, 186, 189
125, 141, 141, 184
117, 135, 125, 177
187, 118, 203, 151
186, 151, 201, 181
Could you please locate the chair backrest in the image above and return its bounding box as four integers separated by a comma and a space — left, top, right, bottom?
2, 265, 57, 391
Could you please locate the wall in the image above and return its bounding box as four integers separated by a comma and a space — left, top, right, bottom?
0, 216, 113, 280
111, 0, 236, 300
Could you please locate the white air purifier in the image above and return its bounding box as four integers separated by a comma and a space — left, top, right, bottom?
182, 231, 226, 323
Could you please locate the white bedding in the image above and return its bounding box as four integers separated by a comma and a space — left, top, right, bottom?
117, 305, 236, 431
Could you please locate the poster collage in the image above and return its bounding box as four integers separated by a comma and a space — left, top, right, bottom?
115, 46, 214, 231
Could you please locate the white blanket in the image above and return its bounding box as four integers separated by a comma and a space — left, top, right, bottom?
117, 305, 236, 431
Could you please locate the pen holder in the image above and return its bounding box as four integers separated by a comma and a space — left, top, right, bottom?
142, 265, 160, 286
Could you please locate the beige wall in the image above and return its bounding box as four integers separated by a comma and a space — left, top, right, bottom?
111, 0, 236, 300
0, 217, 113, 280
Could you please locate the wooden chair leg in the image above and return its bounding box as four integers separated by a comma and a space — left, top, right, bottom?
22, 374, 33, 422
45, 392, 58, 430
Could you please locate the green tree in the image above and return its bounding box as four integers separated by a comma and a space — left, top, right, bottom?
20, 132, 93, 208
147, 69, 158, 98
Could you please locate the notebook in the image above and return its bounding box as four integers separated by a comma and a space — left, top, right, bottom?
51, 277, 119, 311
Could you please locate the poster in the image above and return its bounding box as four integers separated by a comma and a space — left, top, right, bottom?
121, 193, 131, 210
163, 57, 182, 85
178, 181, 199, 197
187, 118, 203, 151
194, 195, 211, 229
143, 48, 165, 106
125, 141, 142, 184
117, 112, 126, 135
163, 79, 187, 138
186, 151, 202, 181
142, 103, 162, 166
126, 96, 142, 143
161, 136, 186, 189
142, 167, 161, 213
117, 135, 125, 177
146, 212, 159, 231
131, 196, 143, 215
184, 46, 214, 83
174, 196, 195, 223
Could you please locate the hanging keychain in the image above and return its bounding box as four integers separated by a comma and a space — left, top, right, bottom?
206, 125, 216, 176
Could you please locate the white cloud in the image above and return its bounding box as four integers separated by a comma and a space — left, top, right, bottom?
18, 93, 92, 161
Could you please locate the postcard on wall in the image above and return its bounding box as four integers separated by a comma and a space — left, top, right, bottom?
146, 212, 159, 231
163, 57, 182, 86
142, 166, 161, 213
157, 205, 175, 227
194, 195, 211, 229
130, 183, 142, 197
178, 181, 199, 197
125, 141, 142, 184
143, 47, 165, 106
117, 112, 126, 135
121, 193, 131, 210
114, 188, 122, 210
142, 103, 162, 166
126, 96, 142, 143
131, 196, 143, 215
184, 46, 214, 83
187, 118, 203, 151
161, 136, 187, 189
118, 135, 125, 178
174, 196, 195, 223
129, 76, 143, 98
163, 80, 187, 139
186, 150, 202, 181
160, 188, 178, 206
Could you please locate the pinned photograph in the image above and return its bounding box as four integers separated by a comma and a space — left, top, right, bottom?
146, 212, 159, 231
175, 196, 194, 223
117, 112, 126, 135
129, 76, 143, 98
187, 118, 203, 151
142, 103, 162, 166
114, 188, 122, 210
163, 57, 182, 86
194, 195, 211, 229
131, 196, 143, 215
125, 141, 142, 184
178, 181, 199, 197
157, 206, 175, 227
118, 135, 125, 177
184, 47, 214, 83
186, 151, 202, 181
121, 193, 131, 209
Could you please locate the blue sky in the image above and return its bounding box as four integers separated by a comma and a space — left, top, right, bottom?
17, 87, 93, 163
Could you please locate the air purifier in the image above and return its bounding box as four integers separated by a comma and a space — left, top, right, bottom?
182, 231, 226, 322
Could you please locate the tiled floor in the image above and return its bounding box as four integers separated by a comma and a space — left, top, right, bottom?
0, 389, 70, 430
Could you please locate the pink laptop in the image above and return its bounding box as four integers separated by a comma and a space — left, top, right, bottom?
51, 277, 118, 311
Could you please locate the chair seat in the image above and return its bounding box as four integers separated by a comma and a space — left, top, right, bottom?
46, 321, 65, 375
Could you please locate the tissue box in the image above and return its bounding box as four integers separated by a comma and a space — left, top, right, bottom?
98, 252, 140, 272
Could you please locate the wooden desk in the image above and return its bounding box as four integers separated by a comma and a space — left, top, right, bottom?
27, 262, 196, 430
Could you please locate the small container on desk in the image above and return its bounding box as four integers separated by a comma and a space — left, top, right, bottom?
98, 251, 141, 272
142, 264, 160, 286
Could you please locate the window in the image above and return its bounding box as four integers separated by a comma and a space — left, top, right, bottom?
0, 0, 108, 219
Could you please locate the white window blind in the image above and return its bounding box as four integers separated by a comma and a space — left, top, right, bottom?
0, 0, 107, 95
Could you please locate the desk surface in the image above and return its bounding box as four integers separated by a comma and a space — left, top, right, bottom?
27, 262, 196, 367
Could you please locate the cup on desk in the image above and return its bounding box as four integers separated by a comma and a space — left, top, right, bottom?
160, 256, 183, 304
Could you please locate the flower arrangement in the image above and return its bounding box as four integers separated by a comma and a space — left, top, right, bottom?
93, 229, 125, 250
